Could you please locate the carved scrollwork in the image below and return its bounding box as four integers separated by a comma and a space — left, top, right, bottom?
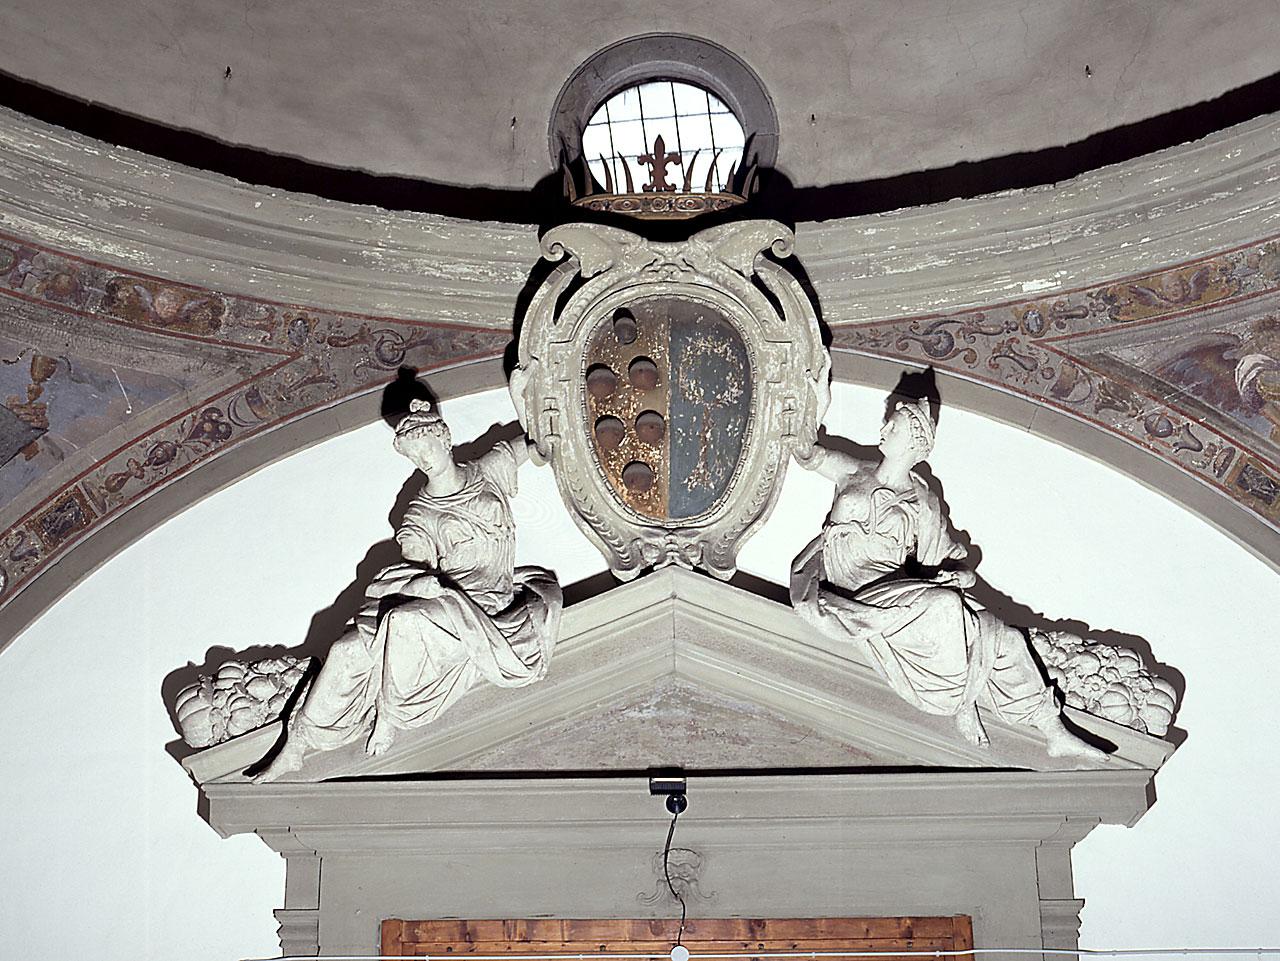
511, 220, 829, 580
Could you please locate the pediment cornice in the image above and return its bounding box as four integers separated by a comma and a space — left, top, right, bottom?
183, 569, 1173, 788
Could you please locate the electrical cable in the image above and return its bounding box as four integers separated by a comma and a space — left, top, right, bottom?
661, 806, 688, 948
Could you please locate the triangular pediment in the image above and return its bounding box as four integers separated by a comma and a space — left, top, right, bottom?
456, 675, 887, 771
185, 568, 1173, 786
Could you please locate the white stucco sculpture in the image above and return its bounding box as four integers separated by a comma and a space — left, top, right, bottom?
790, 396, 1105, 759
1031, 628, 1177, 735
510, 220, 829, 580
175, 655, 312, 748
256, 400, 562, 780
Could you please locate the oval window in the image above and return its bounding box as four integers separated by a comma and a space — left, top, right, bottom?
581, 80, 746, 194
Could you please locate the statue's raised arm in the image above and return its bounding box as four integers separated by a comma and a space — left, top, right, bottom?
256, 400, 562, 781
790, 395, 1104, 760
796, 442, 865, 485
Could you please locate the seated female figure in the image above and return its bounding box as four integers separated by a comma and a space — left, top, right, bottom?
256, 400, 561, 780
790, 397, 1102, 759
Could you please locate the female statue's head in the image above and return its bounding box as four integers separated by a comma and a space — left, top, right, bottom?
880, 397, 936, 465
393, 399, 453, 471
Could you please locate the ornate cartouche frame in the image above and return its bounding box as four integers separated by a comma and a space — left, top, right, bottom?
510, 219, 829, 580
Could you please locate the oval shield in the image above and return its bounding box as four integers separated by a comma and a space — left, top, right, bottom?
512, 220, 829, 580
584, 295, 753, 522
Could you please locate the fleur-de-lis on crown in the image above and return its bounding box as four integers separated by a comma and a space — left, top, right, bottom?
638, 135, 681, 193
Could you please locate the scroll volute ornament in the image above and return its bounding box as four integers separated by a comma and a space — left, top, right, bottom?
510, 220, 830, 580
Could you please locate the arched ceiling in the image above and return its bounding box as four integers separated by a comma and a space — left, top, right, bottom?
0, 102, 1279, 642
0, 0, 1276, 190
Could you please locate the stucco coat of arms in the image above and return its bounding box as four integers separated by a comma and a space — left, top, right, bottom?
171, 221, 1175, 777
510, 219, 830, 579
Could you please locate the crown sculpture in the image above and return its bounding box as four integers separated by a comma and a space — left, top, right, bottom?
562, 134, 760, 220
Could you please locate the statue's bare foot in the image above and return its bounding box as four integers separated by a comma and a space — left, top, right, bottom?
366, 717, 396, 756
954, 706, 989, 746
252, 738, 306, 783
1038, 715, 1108, 761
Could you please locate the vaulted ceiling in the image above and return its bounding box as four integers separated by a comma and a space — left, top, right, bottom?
1, 1, 1275, 189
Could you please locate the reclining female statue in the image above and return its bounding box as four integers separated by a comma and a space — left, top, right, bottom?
790, 396, 1104, 759
256, 400, 562, 780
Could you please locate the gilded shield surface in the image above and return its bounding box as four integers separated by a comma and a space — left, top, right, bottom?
584, 296, 752, 521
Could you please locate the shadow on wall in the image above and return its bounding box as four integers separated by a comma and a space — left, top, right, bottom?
3, 67, 1280, 229
160, 365, 1186, 763
885, 368, 1188, 746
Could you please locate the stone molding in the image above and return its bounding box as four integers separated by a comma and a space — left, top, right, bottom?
3, 106, 1276, 328
182, 569, 1174, 785
0, 108, 536, 327
199, 769, 1154, 955
799, 109, 1280, 324
274, 908, 320, 958
203, 769, 1157, 845
1039, 899, 1086, 951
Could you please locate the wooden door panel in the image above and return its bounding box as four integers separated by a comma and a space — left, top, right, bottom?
382, 917, 974, 959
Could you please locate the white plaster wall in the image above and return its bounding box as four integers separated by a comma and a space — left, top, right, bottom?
1, 383, 1276, 958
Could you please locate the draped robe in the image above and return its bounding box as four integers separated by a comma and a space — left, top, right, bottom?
791, 472, 1052, 725
289, 442, 561, 751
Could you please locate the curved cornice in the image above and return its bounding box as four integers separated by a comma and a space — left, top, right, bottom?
797, 110, 1280, 323
1, 107, 1278, 642
5, 107, 1279, 323
0, 109, 536, 328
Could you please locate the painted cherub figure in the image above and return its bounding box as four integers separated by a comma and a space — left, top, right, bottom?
256, 400, 561, 780
790, 396, 1103, 759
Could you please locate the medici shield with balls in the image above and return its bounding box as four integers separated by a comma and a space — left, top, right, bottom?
511, 221, 829, 579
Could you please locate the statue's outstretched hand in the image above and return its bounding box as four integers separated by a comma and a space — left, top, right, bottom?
793, 442, 825, 469
525, 436, 547, 467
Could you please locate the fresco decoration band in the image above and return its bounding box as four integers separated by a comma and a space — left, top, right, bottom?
831, 237, 1280, 529
5, 226, 1280, 623
0, 231, 510, 611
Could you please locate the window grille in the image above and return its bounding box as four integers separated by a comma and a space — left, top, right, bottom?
581, 81, 746, 194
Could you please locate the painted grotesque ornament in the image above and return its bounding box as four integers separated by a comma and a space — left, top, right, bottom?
790, 394, 1106, 760
511, 220, 829, 579
255, 400, 562, 780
